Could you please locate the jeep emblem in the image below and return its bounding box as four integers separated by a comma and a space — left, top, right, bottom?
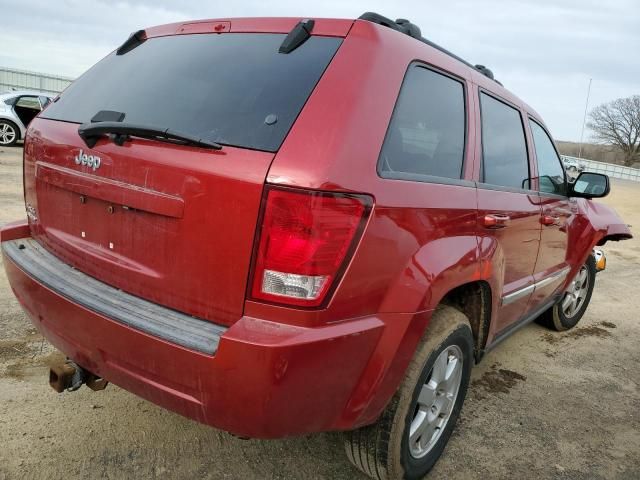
74, 149, 101, 171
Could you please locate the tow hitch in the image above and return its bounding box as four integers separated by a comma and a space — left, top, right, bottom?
49, 359, 108, 393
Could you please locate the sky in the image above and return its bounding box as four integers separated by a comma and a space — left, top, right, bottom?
0, 0, 638, 142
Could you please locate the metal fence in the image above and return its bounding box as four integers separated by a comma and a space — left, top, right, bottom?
562, 155, 640, 183
0, 67, 73, 95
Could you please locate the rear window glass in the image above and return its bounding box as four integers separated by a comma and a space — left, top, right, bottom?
42, 33, 342, 152
378, 65, 466, 181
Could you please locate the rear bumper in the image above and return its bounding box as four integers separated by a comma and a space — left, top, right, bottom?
3, 238, 226, 355
1, 223, 397, 438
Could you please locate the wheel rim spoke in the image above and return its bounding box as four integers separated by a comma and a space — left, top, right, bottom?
409, 410, 429, 443
417, 420, 438, 450
417, 381, 437, 408
430, 350, 448, 383
440, 355, 461, 392
438, 392, 455, 417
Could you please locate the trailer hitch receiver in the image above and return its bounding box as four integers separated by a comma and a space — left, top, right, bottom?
49, 359, 108, 393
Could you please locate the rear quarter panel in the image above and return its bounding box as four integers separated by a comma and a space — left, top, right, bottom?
265, 20, 480, 320
262, 20, 484, 427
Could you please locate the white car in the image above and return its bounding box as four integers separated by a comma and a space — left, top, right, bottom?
0, 90, 54, 146
563, 157, 586, 177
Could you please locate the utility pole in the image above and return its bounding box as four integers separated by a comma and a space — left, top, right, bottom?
578, 78, 592, 159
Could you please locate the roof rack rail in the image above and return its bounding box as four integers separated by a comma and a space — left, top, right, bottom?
359, 12, 422, 39
357, 12, 502, 86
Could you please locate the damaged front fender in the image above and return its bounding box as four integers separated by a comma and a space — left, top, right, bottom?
578, 199, 633, 246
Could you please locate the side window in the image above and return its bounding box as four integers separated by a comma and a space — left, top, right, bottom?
480, 93, 530, 189
379, 65, 466, 180
529, 120, 567, 196
15, 96, 42, 110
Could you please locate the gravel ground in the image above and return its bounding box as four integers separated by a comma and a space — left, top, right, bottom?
0, 145, 639, 480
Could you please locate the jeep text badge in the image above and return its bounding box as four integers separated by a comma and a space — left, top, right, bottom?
75, 149, 101, 171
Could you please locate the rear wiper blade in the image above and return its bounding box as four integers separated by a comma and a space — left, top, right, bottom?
78, 121, 222, 150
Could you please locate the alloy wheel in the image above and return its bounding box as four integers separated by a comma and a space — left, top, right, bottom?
0, 123, 17, 145
409, 345, 463, 459
561, 265, 589, 318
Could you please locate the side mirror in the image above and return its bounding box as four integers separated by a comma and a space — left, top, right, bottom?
570, 172, 610, 199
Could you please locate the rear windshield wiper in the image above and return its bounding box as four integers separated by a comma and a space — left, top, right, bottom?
78, 121, 222, 150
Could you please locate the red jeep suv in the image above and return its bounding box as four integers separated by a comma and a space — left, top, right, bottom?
0, 12, 632, 479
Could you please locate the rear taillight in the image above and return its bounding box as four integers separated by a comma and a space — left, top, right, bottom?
250, 187, 371, 307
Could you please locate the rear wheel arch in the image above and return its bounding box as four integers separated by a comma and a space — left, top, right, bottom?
344, 280, 491, 429
380, 235, 481, 314
439, 280, 492, 361
0, 117, 20, 130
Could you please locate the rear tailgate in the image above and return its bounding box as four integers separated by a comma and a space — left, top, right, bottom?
22, 28, 343, 326
25, 119, 272, 326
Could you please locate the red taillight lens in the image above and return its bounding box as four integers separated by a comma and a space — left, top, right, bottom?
251, 187, 371, 307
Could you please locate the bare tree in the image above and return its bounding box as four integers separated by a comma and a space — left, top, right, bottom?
587, 95, 640, 167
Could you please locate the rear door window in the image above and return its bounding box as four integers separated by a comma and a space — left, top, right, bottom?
41, 34, 342, 152
378, 65, 466, 181
15, 96, 42, 110
529, 119, 567, 196
480, 93, 530, 190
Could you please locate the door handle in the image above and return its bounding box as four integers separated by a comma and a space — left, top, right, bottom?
541, 215, 560, 226
483, 214, 510, 229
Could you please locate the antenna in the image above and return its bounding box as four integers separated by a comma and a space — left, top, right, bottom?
578, 78, 592, 159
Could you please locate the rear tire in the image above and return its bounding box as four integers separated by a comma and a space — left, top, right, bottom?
0, 120, 19, 146
539, 255, 596, 331
344, 305, 473, 480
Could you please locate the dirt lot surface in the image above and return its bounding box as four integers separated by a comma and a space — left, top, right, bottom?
0, 145, 638, 479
